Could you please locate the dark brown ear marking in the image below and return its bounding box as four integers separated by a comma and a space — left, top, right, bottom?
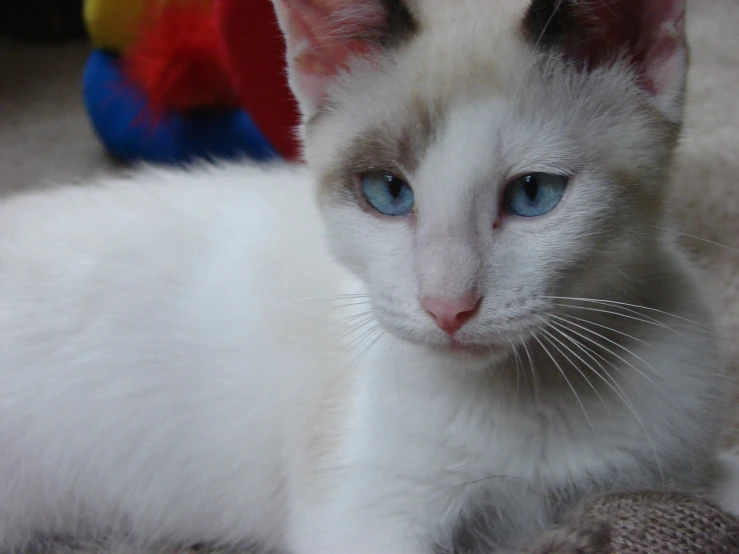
522, 0, 638, 69
522, 0, 688, 104
379, 0, 419, 47
523, 0, 672, 68
522, 0, 578, 51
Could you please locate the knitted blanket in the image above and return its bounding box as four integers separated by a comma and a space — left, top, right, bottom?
524, 491, 739, 554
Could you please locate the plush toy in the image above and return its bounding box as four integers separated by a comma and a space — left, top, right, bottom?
215, 0, 301, 161
84, 0, 147, 52
82, 0, 301, 164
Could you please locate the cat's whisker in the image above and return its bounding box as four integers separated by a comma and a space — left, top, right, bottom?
546, 320, 638, 401
276, 293, 370, 307
550, 303, 674, 332
551, 312, 651, 346
547, 321, 626, 395
544, 296, 709, 330
317, 300, 373, 311
534, 318, 611, 414
547, 317, 661, 389
531, 334, 594, 431
546, 322, 666, 484
301, 313, 377, 359
347, 325, 385, 372
340, 325, 384, 378
286, 300, 374, 316
336, 318, 385, 382
550, 297, 672, 329
521, 337, 540, 404
342, 310, 382, 345
338, 310, 376, 325
508, 337, 524, 401
653, 225, 739, 253
593, 257, 633, 282
337, 313, 380, 344
283, 310, 375, 355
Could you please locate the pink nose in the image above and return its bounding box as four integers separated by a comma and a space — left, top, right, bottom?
422, 294, 482, 336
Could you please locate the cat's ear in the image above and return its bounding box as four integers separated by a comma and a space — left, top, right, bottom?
523, 0, 687, 122
271, 0, 417, 118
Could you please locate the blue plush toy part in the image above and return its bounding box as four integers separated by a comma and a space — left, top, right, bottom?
83, 50, 279, 165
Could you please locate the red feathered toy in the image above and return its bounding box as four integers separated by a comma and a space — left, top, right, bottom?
86, 0, 302, 162
123, 0, 239, 115
215, 0, 302, 160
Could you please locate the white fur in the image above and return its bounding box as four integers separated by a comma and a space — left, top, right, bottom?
0, 0, 736, 552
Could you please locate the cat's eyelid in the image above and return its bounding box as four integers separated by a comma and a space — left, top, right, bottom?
351, 165, 408, 181
503, 168, 576, 186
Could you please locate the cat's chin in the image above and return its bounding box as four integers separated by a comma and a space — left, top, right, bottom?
377, 322, 512, 362
428, 338, 510, 363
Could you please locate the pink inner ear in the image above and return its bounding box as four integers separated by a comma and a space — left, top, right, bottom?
572, 0, 686, 97
281, 0, 387, 105
635, 1, 686, 97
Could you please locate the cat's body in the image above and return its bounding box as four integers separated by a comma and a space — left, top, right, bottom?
0, 162, 726, 553
0, 165, 340, 550
0, 0, 735, 552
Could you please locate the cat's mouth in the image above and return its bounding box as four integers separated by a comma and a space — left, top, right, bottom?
440, 338, 506, 358
433, 324, 543, 360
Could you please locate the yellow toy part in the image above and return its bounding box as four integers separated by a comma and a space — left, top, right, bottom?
84, 0, 186, 53
84, 0, 147, 52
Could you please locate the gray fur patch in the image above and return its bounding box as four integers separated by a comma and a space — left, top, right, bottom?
379, 0, 419, 48
319, 98, 443, 203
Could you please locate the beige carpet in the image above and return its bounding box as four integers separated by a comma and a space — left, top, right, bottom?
0, 38, 121, 195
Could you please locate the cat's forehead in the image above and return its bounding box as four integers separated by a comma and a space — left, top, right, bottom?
310, 0, 674, 208
325, 2, 534, 139
401, 1, 532, 100
408, 0, 530, 30
310, 7, 544, 203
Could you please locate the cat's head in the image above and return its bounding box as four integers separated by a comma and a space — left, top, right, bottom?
272, 0, 687, 359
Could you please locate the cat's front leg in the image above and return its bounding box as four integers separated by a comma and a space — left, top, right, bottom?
288, 486, 434, 554
288, 514, 431, 554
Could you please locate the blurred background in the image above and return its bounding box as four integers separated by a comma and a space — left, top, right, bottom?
0, 0, 116, 194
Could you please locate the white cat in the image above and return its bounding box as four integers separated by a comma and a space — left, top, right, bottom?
0, 0, 734, 552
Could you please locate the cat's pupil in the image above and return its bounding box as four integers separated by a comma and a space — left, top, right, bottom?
387, 176, 402, 199
522, 176, 539, 201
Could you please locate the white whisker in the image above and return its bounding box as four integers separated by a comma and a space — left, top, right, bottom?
535, 318, 610, 413
544, 296, 708, 330
284, 311, 374, 355
276, 293, 370, 307
521, 337, 540, 404
547, 322, 665, 483
508, 337, 524, 401
348, 326, 385, 371
552, 312, 650, 346
550, 303, 674, 331
532, 334, 594, 431
653, 225, 739, 254
547, 317, 660, 389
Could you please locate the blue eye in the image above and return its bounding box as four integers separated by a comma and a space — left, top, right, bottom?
359, 172, 415, 217
504, 173, 568, 217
